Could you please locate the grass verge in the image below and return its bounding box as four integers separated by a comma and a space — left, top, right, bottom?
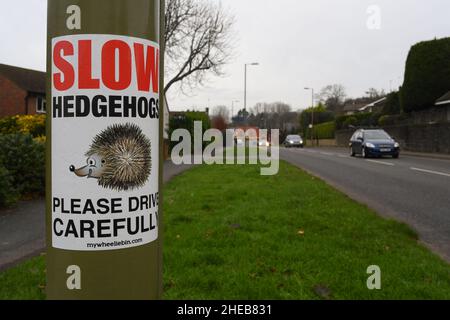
1, 161, 449, 299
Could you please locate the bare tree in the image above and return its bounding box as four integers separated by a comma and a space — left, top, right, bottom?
164, 0, 235, 94
250, 102, 291, 115
212, 105, 230, 121
365, 88, 386, 99
319, 84, 347, 113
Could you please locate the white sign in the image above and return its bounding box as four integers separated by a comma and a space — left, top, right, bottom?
51, 34, 160, 251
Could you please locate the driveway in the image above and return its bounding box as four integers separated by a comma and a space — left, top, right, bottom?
280, 147, 450, 262
0, 161, 194, 271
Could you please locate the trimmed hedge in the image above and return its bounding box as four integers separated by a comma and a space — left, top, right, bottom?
313, 121, 335, 139
401, 37, 450, 113
383, 91, 401, 115
378, 114, 410, 126
169, 111, 211, 151
335, 112, 380, 130
299, 106, 334, 137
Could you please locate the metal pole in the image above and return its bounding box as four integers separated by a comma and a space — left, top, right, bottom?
311, 88, 314, 146
46, 0, 163, 299
244, 64, 247, 112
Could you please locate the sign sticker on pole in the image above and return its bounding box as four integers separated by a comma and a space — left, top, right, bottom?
46, 0, 164, 300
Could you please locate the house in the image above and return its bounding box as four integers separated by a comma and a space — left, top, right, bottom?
342, 97, 386, 115
0, 64, 46, 117
359, 97, 387, 113
435, 91, 450, 106
342, 101, 369, 115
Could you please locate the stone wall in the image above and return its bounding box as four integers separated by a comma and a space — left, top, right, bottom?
336, 122, 450, 154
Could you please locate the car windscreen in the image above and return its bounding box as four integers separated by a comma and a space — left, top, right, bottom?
287, 135, 301, 140
364, 131, 391, 140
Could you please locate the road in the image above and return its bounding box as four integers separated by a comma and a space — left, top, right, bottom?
0, 161, 194, 271
280, 147, 450, 262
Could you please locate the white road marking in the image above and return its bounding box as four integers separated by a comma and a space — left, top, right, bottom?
410, 167, 450, 178
366, 160, 395, 166
320, 152, 334, 156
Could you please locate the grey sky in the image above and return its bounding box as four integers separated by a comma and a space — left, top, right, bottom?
0, 0, 449, 112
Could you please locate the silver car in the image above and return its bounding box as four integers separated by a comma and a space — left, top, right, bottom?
284, 135, 304, 148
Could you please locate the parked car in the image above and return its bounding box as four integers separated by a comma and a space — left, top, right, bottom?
284, 135, 304, 148
349, 129, 400, 158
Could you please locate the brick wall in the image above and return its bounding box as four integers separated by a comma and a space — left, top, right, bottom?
0, 74, 27, 117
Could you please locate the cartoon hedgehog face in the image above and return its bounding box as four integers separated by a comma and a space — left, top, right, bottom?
70, 123, 152, 191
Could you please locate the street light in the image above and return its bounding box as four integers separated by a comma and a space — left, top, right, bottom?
231, 100, 239, 121
244, 62, 259, 112
304, 87, 315, 146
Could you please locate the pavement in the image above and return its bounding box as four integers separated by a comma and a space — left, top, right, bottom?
280, 147, 450, 262
0, 161, 194, 271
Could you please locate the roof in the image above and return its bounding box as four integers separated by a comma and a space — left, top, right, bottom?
0, 63, 46, 94
343, 97, 386, 112
343, 102, 368, 112
359, 97, 387, 112
435, 91, 450, 106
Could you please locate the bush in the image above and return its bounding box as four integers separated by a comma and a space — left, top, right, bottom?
0, 116, 19, 135
313, 121, 335, 139
335, 113, 377, 130
378, 114, 410, 126
169, 111, 211, 151
16, 115, 46, 137
0, 115, 46, 137
0, 133, 45, 196
299, 105, 335, 136
0, 165, 20, 208
343, 116, 358, 128
401, 37, 450, 112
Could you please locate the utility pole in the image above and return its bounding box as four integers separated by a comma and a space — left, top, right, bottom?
231, 100, 239, 123
244, 62, 259, 112
46, 0, 164, 299
304, 87, 315, 147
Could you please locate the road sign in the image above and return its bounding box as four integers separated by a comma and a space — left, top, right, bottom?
46, 0, 164, 299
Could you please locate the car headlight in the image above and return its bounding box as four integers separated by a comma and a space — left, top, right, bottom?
365, 143, 375, 148
394, 142, 400, 148
289, 141, 294, 144
300, 140, 303, 144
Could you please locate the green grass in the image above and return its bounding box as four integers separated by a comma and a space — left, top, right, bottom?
0, 254, 46, 300
1, 161, 450, 299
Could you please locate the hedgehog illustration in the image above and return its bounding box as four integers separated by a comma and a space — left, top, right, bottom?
69, 123, 152, 191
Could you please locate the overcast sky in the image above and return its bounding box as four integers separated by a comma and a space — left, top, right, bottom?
0, 0, 449, 112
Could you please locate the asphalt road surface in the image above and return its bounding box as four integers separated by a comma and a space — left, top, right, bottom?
0, 161, 194, 271
280, 147, 450, 262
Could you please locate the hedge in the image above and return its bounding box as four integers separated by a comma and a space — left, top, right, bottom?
382, 91, 401, 115
313, 121, 335, 139
299, 106, 334, 137
401, 37, 450, 113
169, 111, 211, 151
335, 112, 380, 130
